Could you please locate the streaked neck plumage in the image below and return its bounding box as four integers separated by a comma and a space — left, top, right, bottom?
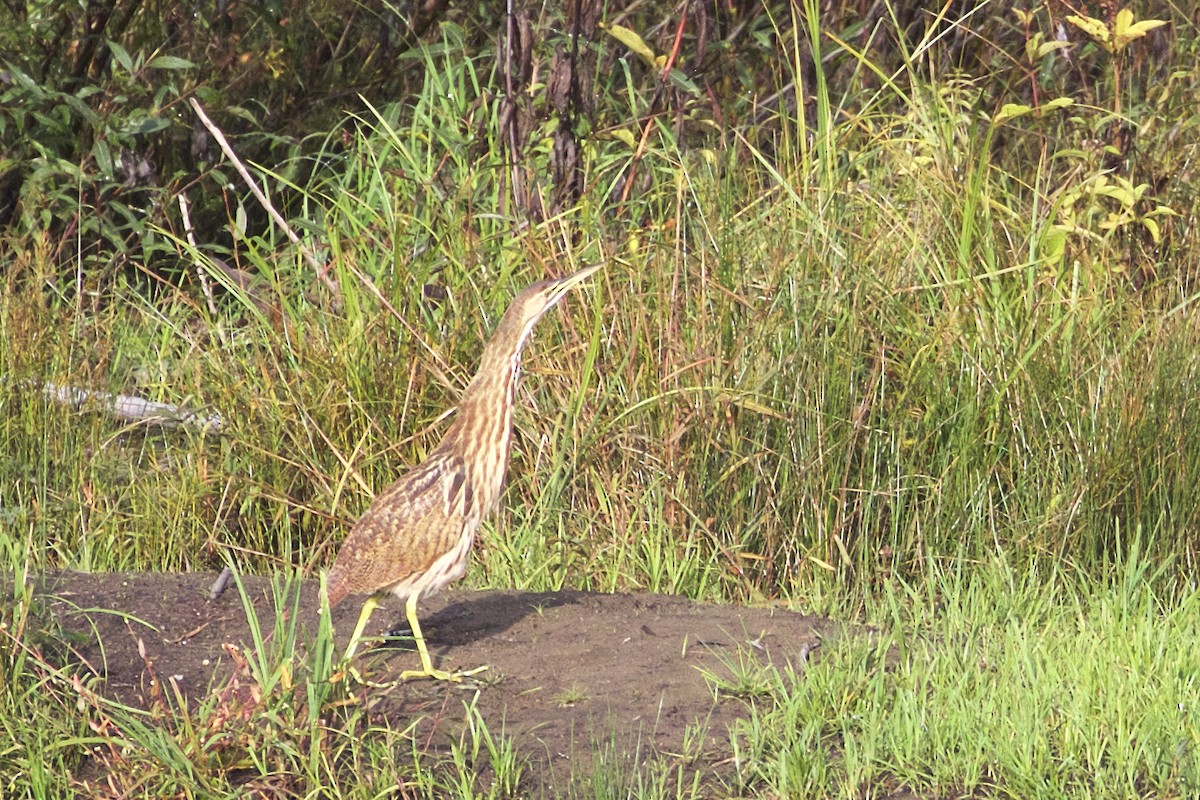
438, 299, 551, 518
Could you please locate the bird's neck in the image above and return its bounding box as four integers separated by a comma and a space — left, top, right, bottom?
441, 331, 525, 515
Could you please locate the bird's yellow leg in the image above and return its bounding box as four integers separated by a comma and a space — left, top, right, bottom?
342, 595, 378, 661
399, 592, 488, 682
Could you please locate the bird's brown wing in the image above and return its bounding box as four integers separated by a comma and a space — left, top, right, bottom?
326, 453, 469, 606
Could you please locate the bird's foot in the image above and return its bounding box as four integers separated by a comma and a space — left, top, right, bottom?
400, 664, 489, 683
337, 663, 398, 690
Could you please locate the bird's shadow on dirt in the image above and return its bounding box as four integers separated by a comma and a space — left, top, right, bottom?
377, 589, 584, 651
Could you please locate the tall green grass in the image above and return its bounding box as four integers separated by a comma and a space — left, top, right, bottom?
3, 7, 1200, 603
729, 546, 1200, 798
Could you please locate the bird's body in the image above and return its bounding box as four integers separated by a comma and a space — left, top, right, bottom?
324, 451, 479, 610
326, 264, 600, 680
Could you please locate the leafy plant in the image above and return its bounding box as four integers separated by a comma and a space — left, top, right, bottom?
1067, 7, 1168, 114
0, 45, 194, 278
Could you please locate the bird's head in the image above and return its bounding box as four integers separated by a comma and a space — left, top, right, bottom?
502, 263, 603, 348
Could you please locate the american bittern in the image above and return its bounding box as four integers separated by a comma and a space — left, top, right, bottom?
325, 264, 601, 681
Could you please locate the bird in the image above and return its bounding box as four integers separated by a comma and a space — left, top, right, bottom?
325, 263, 602, 681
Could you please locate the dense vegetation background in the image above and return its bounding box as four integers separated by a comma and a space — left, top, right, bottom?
3, 1, 1200, 794
4, 0, 1197, 599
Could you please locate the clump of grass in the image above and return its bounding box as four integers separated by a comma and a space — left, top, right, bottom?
0, 563, 539, 799
553, 684, 590, 708
437, 693, 528, 799
568, 730, 706, 800
727, 547, 1200, 798
47, 570, 354, 797
0, 539, 95, 797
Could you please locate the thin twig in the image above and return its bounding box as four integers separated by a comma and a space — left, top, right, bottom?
177, 192, 230, 348
188, 97, 341, 300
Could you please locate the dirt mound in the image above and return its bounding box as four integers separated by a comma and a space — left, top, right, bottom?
34, 571, 833, 793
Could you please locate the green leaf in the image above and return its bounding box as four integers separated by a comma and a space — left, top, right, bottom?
226, 105, 260, 125
1120, 19, 1167, 38
1035, 40, 1071, 59
601, 22, 664, 70
1113, 9, 1134, 35
1001, 96, 1074, 121
108, 41, 134, 74
1042, 97, 1075, 112
1066, 14, 1111, 49
993, 103, 1032, 123
92, 140, 114, 178
1113, 10, 1167, 51
1093, 183, 1137, 208
1141, 216, 1160, 244
603, 128, 637, 149
7, 65, 41, 94
667, 69, 700, 96
148, 56, 196, 71
133, 116, 170, 135
234, 204, 248, 238
1040, 225, 1068, 268
1024, 32, 1044, 60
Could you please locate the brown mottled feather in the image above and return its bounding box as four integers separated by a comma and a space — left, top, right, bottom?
325, 264, 600, 612
325, 453, 469, 607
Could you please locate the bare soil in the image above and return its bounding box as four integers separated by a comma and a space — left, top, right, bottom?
33, 571, 836, 795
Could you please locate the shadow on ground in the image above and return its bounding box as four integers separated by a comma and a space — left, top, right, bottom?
32, 571, 835, 794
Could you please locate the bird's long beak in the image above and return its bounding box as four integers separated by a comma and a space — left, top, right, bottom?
545, 263, 603, 306
556, 263, 603, 290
